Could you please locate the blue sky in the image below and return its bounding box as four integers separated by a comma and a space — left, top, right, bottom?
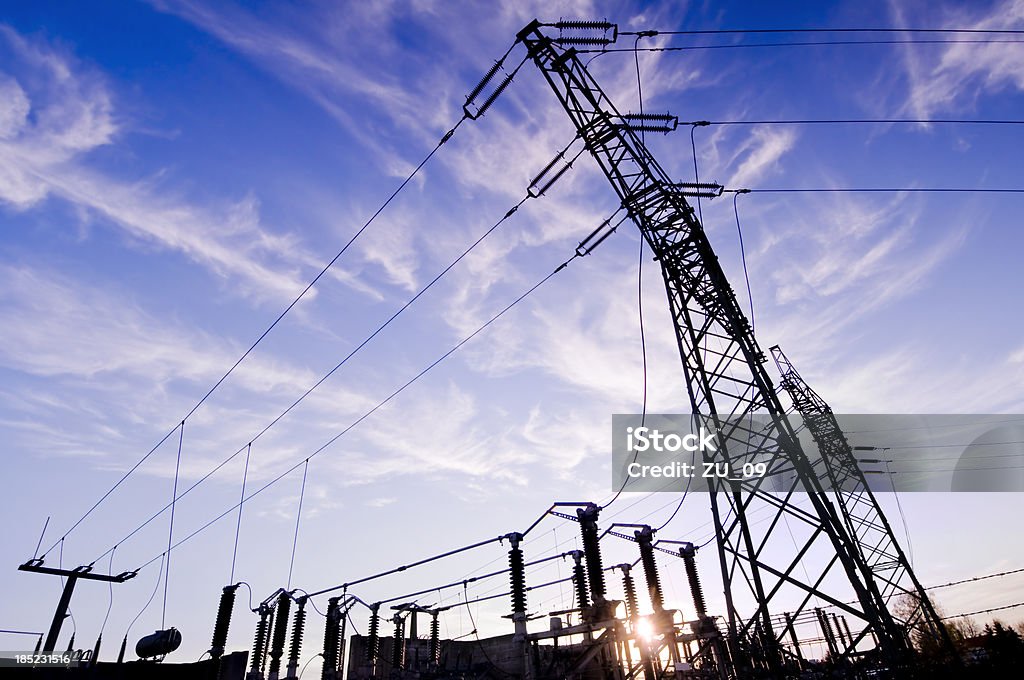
2, 0, 1024, 668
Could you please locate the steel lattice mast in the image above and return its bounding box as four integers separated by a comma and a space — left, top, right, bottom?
514, 20, 911, 675
769, 345, 956, 656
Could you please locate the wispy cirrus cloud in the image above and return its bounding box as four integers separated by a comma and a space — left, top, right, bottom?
0, 25, 324, 302
0, 263, 317, 391
890, 0, 1024, 119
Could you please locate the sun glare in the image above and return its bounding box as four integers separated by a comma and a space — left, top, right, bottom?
634, 616, 656, 643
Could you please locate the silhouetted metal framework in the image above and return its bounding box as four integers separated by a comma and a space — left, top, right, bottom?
517, 20, 911, 675
769, 345, 956, 656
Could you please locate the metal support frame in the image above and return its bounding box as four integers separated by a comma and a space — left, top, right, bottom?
770, 344, 957, 661
18, 559, 136, 653
516, 19, 911, 675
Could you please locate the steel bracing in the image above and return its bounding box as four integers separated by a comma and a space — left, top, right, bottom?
517, 20, 912, 675
770, 345, 956, 657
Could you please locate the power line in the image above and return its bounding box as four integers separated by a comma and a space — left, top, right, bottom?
90, 138, 582, 566
577, 38, 1024, 55
40, 116, 467, 560
130, 240, 601, 575
867, 464, 1024, 473
732, 187, 1024, 194
619, 28, 1024, 36
286, 459, 309, 591
684, 118, 1024, 126
928, 567, 1024, 592
943, 601, 1024, 620
858, 439, 1024, 450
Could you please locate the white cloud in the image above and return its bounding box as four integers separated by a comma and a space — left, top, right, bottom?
891, 0, 1024, 118
726, 127, 798, 189
0, 263, 314, 390
0, 24, 322, 302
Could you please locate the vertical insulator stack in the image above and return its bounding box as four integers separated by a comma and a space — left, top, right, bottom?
391, 616, 405, 670
571, 551, 590, 610
262, 607, 276, 676
508, 535, 527, 615
322, 597, 341, 680
268, 592, 291, 678
429, 611, 440, 666
576, 504, 607, 602
366, 604, 380, 663
620, 566, 639, 621
635, 527, 664, 612
680, 544, 707, 618
210, 584, 239, 661
815, 608, 840, 658
250, 604, 272, 677
286, 597, 307, 678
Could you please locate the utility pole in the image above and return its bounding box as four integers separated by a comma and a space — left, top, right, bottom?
19, 559, 136, 653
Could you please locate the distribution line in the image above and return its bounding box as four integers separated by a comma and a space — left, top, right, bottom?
618, 27, 1024, 36
40, 116, 467, 561
736, 187, 1024, 194
928, 567, 1024, 591
130, 234, 610, 576
577, 38, 1024, 55
91, 137, 584, 565
683, 118, 1024, 126
943, 602, 1024, 619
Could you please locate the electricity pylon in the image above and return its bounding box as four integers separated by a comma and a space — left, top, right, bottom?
770, 345, 957, 658
511, 20, 914, 675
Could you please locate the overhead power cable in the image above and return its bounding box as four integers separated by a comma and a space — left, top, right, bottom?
604, 40, 649, 512
577, 38, 1024, 55
41, 116, 467, 561
731, 187, 1024, 194
927, 566, 1024, 591
286, 459, 309, 591
618, 27, 1024, 37
129, 215, 622, 576
942, 602, 1024, 619
91, 136, 584, 566
683, 118, 1024, 126
857, 439, 1024, 450
161, 422, 184, 630
43, 36, 533, 558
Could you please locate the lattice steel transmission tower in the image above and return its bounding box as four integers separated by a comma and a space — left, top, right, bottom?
770, 345, 956, 657
514, 19, 916, 676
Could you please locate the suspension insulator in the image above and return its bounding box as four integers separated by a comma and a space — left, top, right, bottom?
621, 567, 639, 621
429, 612, 440, 666
635, 527, 663, 612
250, 604, 272, 675
391, 616, 405, 670
472, 73, 514, 119
680, 544, 708, 618
366, 605, 380, 663
287, 597, 307, 677
322, 598, 342, 679
553, 20, 618, 46
268, 592, 291, 677
508, 539, 527, 615
571, 552, 590, 611
577, 503, 607, 602
209, 584, 239, 661
465, 60, 503, 106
